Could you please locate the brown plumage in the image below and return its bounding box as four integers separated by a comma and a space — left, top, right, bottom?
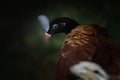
42, 17, 120, 80
56, 25, 120, 80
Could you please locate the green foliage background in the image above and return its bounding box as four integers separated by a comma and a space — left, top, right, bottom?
1, 0, 120, 80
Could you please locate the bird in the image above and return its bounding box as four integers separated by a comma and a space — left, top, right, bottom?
38, 15, 120, 80
70, 61, 109, 80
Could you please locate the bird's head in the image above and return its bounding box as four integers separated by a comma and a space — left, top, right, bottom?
48, 17, 79, 36
38, 15, 79, 40
70, 61, 109, 80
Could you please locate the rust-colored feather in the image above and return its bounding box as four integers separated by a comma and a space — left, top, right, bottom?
56, 25, 120, 80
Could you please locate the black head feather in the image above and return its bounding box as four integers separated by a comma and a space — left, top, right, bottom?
47, 17, 79, 35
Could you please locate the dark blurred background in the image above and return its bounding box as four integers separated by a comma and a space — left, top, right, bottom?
0, 0, 120, 80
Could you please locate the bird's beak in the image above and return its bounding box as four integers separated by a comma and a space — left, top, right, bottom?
44, 33, 51, 40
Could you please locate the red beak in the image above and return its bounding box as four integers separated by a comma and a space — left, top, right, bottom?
44, 33, 51, 40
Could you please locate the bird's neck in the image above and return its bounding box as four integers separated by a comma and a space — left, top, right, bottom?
65, 24, 79, 34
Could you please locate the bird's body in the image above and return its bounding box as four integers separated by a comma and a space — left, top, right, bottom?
56, 25, 120, 80
38, 16, 120, 80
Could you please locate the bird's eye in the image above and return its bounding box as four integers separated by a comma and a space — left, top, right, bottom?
53, 24, 59, 29
60, 22, 66, 26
